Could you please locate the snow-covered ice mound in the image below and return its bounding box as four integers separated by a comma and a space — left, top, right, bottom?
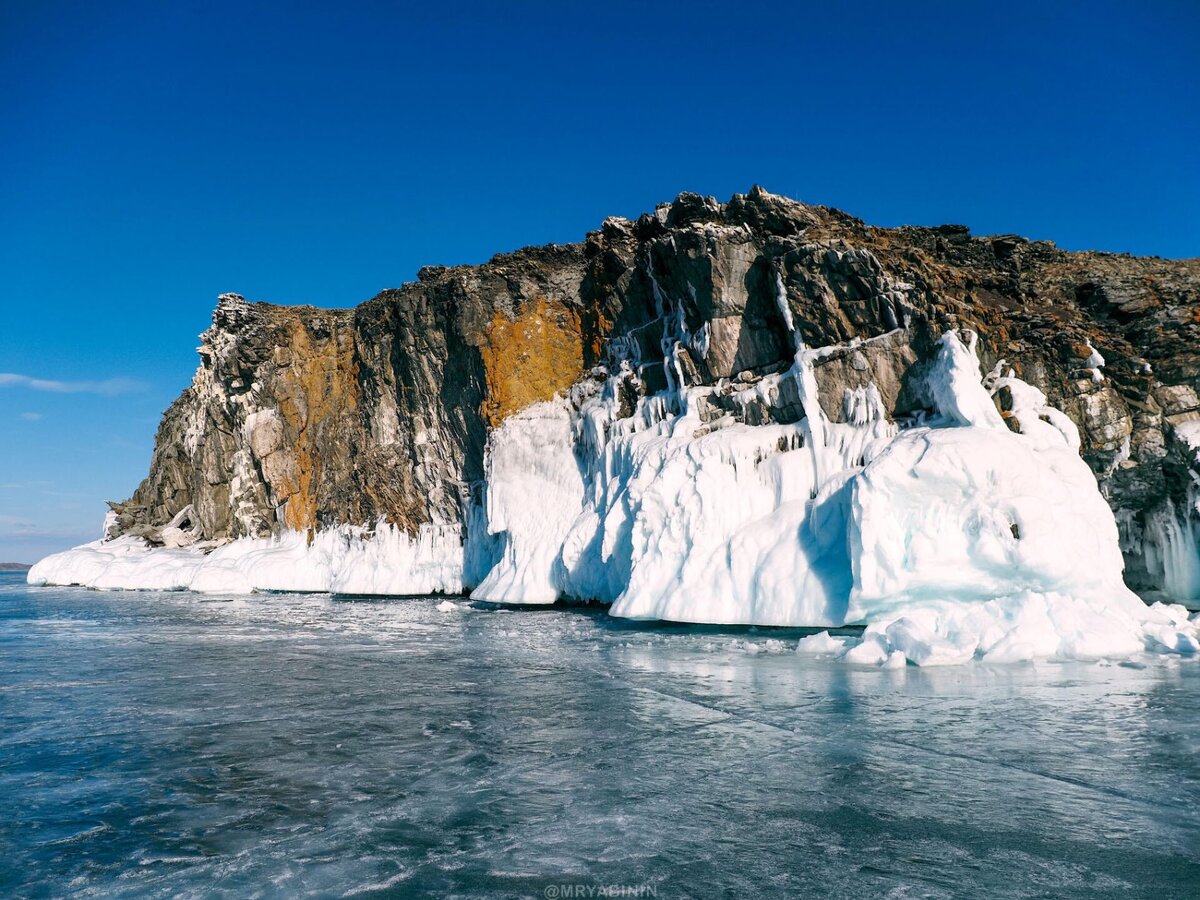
464, 328, 1199, 664
28, 329, 1200, 666
28, 523, 464, 597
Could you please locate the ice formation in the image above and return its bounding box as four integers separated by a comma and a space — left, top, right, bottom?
28, 315, 1200, 665
28, 523, 463, 596
455, 326, 1198, 663
1135, 420, 1200, 605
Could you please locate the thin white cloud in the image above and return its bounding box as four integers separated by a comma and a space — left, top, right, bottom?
19, 412, 43, 421
0, 481, 85, 498
0, 372, 145, 395
0, 522, 96, 540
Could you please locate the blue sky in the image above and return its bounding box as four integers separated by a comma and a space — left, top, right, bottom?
1, 0, 1197, 561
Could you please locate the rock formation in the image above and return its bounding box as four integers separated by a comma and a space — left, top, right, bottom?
103, 187, 1200, 604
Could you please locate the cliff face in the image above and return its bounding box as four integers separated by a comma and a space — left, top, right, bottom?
110, 187, 1200, 601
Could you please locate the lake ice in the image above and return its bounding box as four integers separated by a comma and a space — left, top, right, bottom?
3, 574, 1198, 898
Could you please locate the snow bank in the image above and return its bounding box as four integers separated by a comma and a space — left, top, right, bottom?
847, 427, 1117, 617
841, 594, 1197, 667
27, 523, 464, 596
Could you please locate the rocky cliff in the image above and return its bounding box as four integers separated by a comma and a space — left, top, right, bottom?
109, 187, 1200, 604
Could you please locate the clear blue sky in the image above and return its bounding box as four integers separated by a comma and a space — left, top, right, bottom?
1, 0, 1197, 562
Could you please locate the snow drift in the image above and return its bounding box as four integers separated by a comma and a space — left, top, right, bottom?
28, 523, 463, 597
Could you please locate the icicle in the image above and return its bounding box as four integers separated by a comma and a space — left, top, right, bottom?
773, 267, 797, 345
1144, 498, 1200, 603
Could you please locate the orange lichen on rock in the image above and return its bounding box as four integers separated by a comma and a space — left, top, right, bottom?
479, 297, 585, 427
581, 305, 615, 366
271, 316, 360, 532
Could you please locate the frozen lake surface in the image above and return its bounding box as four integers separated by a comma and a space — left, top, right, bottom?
2, 572, 1199, 898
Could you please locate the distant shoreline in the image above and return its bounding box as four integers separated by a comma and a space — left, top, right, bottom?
0, 563, 31, 572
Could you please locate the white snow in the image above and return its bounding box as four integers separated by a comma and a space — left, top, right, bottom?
846, 426, 1114, 617
1175, 420, 1200, 454
28, 523, 464, 597
1084, 341, 1106, 382
795, 631, 847, 655
929, 330, 1005, 429
469, 401, 584, 604
773, 268, 796, 338
843, 592, 1175, 667
986, 364, 1081, 451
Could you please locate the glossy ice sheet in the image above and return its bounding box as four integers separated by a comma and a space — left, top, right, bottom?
2, 574, 1198, 898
